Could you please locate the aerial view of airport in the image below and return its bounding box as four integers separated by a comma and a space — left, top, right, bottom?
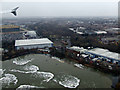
0, 0, 120, 89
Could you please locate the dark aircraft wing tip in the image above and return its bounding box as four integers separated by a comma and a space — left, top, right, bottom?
11, 7, 19, 16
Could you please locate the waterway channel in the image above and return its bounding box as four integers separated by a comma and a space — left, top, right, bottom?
0, 54, 115, 89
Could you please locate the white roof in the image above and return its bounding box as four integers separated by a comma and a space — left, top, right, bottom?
26, 31, 36, 35
69, 46, 87, 53
81, 54, 88, 58
25, 31, 37, 37
87, 48, 120, 60
77, 32, 84, 34
94, 31, 107, 34
92, 58, 98, 61
105, 28, 120, 31
15, 38, 53, 46
69, 46, 83, 51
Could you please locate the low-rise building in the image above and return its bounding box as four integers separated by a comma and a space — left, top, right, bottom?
94, 31, 107, 35
0, 25, 20, 33
0, 25, 23, 42
86, 48, 120, 64
66, 46, 87, 59
24, 31, 37, 38
15, 38, 53, 50
105, 28, 120, 34
67, 46, 120, 65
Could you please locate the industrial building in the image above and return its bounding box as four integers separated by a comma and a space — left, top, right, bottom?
66, 46, 88, 60
0, 25, 20, 33
15, 38, 53, 50
94, 31, 107, 34
24, 31, 37, 38
86, 48, 120, 63
105, 28, 120, 34
67, 46, 120, 65
68, 46, 87, 53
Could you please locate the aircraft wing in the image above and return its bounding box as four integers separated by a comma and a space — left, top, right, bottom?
13, 7, 19, 11
11, 11, 17, 16
0, 7, 19, 16
11, 7, 19, 16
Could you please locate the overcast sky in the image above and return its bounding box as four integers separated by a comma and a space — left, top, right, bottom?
1, 0, 119, 18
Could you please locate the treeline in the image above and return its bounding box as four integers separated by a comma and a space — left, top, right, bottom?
28, 21, 120, 53
2, 41, 15, 51
28, 22, 74, 37
71, 35, 120, 53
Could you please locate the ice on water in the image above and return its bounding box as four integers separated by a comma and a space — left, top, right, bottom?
32, 71, 54, 82
16, 85, 39, 90
54, 74, 80, 88
10, 64, 54, 82
24, 65, 39, 73
10, 65, 39, 74
13, 58, 33, 65
0, 69, 5, 76
0, 74, 18, 86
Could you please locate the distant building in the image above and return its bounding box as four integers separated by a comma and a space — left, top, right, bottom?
101, 36, 119, 44
66, 46, 87, 59
15, 38, 53, 50
0, 25, 20, 33
24, 31, 37, 38
68, 46, 87, 53
0, 25, 27, 42
94, 31, 107, 35
76, 32, 84, 35
105, 28, 120, 34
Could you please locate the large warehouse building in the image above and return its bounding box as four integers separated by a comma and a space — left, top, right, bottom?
15, 38, 53, 50
0, 25, 20, 33
86, 48, 120, 63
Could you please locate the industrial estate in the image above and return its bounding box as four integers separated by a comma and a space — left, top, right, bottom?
0, 1, 120, 88
0, 16, 120, 88
1, 17, 119, 71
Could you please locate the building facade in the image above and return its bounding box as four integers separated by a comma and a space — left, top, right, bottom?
0, 25, 20, 33
15, 38, 53, 50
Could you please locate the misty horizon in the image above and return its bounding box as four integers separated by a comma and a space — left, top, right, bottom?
1, 2, 118, 18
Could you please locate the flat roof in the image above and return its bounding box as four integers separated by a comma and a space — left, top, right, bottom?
15, 38, 53, 46
0, 25, 20, 29
105, 28, 120, 31
87, 48, 120, 60
68, 46, 87, 53
1, 31, 21, 34
25, 31, 36, 36
94, 31, 107, 34
77, 32, 84, 34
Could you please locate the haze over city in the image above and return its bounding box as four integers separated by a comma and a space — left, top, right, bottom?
1, 1, 118, 18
